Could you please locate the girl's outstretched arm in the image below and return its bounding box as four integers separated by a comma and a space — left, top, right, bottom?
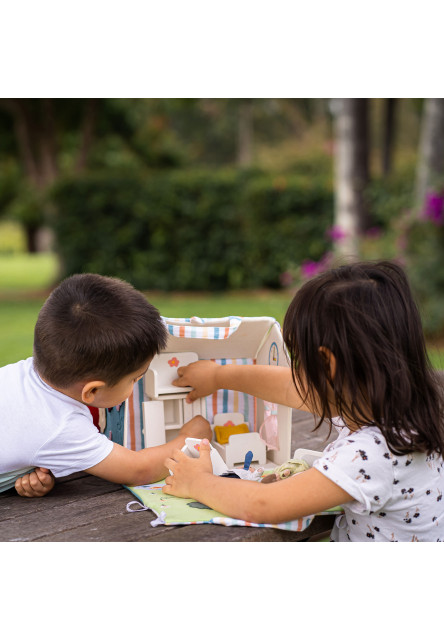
172, 360, 314, 412
163, 440, 353, 524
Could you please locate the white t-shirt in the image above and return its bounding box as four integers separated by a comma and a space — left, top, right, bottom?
0, 358, 114, 478
313, 420, 444, 541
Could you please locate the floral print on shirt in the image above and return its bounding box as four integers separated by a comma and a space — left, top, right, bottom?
313, 421, 444, 541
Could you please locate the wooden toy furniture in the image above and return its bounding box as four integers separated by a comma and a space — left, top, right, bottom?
212, 412, 267, 467
145, 352, 198, 398
143, 351, 206, 448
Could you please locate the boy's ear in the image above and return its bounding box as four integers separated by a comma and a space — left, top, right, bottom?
318, 346, 336, 382
81, 381, 107, 405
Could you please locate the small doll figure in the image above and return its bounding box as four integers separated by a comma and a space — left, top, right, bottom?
261, 458, 309, 484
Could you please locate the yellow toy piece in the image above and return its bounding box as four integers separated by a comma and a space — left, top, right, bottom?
214, 423, 250, 445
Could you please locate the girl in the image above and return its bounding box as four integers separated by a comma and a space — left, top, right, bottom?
164, 261, 444, 541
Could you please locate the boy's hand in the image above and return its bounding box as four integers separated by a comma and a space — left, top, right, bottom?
15, 468, 55, 498
179, 415, 212, 442
163, 439, 213, 498
172, 360, 221, 403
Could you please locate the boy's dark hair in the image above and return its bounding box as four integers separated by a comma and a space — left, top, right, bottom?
34, 273, 168, 387
283, 260, 444, 456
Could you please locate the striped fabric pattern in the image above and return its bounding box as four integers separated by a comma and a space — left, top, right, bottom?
210, 515, 314, 531
126, 483, 315, 532
125, 378, 144, 451
163, 316, 242, 340
205, 358, 257, 430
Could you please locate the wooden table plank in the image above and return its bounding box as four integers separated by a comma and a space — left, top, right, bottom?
291, 409, 337, 452
0, 485, 130, 541
0, 474, 335, 542
34, 492, 178, 542
0, 473, 121, 521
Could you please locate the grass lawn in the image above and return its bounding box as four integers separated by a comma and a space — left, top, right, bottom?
0, 253, 59, 292
0, 300, 44, 366
427, 345, 444, 371
0, 252, 443, 369
0, 253, 293, 366
0, 292, 294, 366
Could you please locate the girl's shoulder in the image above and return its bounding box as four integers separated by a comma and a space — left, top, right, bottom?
321, 425, 394, 479
326, 423, 443, 472
327, 421, 389, 452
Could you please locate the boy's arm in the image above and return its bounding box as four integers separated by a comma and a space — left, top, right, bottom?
163, 440, 353, 523
85, 416, 212, 486
173, 360, 313, 412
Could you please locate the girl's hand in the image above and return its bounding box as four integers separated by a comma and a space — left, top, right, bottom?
15, 468, 55, 498
163, 439, 213, 498
172, 360, 221, 403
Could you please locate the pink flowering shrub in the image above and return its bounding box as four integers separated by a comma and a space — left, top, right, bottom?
421, 191, 444, 226
406, 189, 444, 335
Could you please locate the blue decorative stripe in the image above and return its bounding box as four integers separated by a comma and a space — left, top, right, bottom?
221, 358, 228, 412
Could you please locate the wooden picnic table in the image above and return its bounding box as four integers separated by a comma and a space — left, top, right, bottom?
0, 410, 338, 542
0, 471, 335, 542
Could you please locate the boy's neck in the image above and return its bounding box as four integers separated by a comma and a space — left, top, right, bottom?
40, 375, 85, 404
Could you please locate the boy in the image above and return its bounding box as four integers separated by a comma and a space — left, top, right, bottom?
0, 273, 211, 498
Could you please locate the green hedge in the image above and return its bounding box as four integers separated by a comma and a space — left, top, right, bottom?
51, 170, 333, 290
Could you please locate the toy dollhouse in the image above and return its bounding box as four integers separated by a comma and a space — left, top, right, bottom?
112, 316, 293, 469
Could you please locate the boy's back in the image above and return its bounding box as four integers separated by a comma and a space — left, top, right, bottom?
0, 357, 113, 477
2, 274, 212, 497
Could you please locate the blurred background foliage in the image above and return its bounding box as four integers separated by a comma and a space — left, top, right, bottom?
0, 98, 443, 363
51, 170, 333, 290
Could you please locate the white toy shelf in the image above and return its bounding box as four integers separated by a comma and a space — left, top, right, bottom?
125, 316, 293, 468
143, 351, 206, 447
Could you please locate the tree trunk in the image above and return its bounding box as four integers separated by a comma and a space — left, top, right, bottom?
39, 98, 58, 184
0, 99, 41, 187
25, 226, 39, 253
382, 98, 396, 177
0, 99, 60, 252
332, 98, 371, 259
76, 98, 99, 171
237, 99, 253, 167
415, 98, 444, 209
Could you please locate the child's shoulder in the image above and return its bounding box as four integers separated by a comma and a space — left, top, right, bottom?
0, 357, 33, 388
0, 356, 31, 372
0, 356, 84, 412
323, 423, 394, 469
331, 421, 388, 449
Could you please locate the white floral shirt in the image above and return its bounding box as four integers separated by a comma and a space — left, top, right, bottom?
313, 420, 444, 541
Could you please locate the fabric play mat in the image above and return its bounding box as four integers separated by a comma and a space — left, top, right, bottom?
125, 479, 341, 532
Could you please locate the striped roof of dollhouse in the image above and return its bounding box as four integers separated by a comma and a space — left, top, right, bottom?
162, 316, 244, 340
160, 315, 287, 364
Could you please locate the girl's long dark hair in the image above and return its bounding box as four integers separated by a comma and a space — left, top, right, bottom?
283, 260, 444, 456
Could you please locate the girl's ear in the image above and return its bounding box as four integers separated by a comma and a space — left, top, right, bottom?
318, 346, 336, 382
